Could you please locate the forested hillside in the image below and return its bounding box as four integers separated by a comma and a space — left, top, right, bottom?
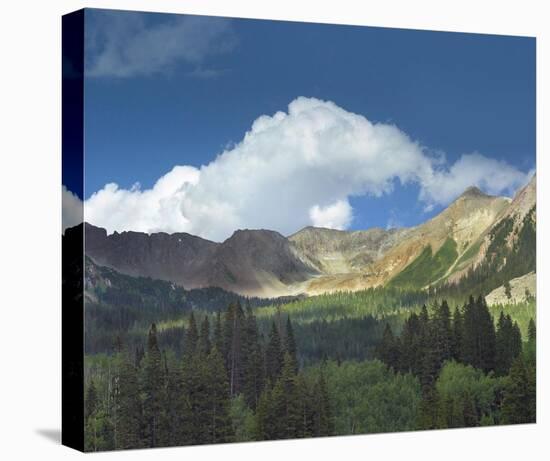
85, 290, 536, 450
81, 177, 536, 450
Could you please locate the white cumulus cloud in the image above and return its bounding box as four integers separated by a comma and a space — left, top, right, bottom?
309, 200, 353, 230
419, 152, 529, 206
83, 97, 530, 241
85, 166, 200, 235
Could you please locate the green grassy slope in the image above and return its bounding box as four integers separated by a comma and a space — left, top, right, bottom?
389, 238, 458, 289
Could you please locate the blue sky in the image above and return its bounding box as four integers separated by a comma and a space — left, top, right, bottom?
78, 8, 535, 240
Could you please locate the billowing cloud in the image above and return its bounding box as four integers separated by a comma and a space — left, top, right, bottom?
85, 166, 199, 234
309, 200, 353, 230
62, 186, 83, 233
84, 97, 530, 241
419, 152, 529, 206
85, 11, 235, 78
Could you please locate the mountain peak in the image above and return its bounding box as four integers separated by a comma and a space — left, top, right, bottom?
458, 186, 488, 199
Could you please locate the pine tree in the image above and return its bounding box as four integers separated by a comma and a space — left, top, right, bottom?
204, 348, 234, 443
142, 323, 165, 448
181, 353, 202, 445
116, 351, 142, 449
495, 313, 522, 376
433, 300, 452, 365
501, 355, 536, 424
314, 367, 333, 437
255, 387, 274, 440
377, 323, 400, 370
242, 305, 264, 409
285, 316, 299, 373
224, 302, 246, 396
495, 312, 510, 376
279, 353, 301, 439
399, 313, 422, 375
214, 310, 223, 353
198, 316, 211, 356
295, 373, 314, 438
511, 321, 523, 361
451, 306, 463, 362
265, 321, 284, 384
185, 312, 199, 357
462, 296, 496, 373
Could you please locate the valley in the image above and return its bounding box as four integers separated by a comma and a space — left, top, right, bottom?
75, 175, 536, 450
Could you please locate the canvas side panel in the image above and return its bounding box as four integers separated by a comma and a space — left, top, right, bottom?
61, 9, 85, 452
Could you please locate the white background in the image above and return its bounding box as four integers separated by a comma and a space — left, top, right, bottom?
0, 0, 547, 459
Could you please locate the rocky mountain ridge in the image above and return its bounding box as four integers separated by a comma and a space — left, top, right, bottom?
82, 175, 536, 297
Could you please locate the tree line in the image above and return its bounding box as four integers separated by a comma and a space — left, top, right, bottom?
84, 303, 333, 451
377, 295, 536, 428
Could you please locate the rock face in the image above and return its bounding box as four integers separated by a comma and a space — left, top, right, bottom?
445, 174, 536, 284
85, 223, 218, 288
301, 186, 511, 294
85, 224, 315, 297
288, 226, 411, 274
81, 176, 536, 297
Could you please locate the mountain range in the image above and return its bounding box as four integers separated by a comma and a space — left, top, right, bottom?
83, 174, 536, 298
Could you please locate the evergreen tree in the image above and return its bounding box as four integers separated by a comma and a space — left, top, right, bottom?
501, 355, 536, 424
242, 305, 264, 410
279, 353, 301, 439
255, 386, 276, 440
462, 296, 496, 373
181, 353, 202, 445
214, 310, 223, 353
203, 348, 234, 443
160, 358, 188, 447
116, 351, 142, 449
433, 300, 452, 365
295, 373, 314, 438
142, 324, 165, 448
399, 313, 422, 375
495, 313, 522, 376
185, 312, 199, 357
224, 302, 246, 396
265, 321, 284, 384
313, 367, 333, 437
198, 316, 211, 356
511, 322, 523, 361
378, 323, 400, 371
451, 306, 463, 362
285, 316, 299, 373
